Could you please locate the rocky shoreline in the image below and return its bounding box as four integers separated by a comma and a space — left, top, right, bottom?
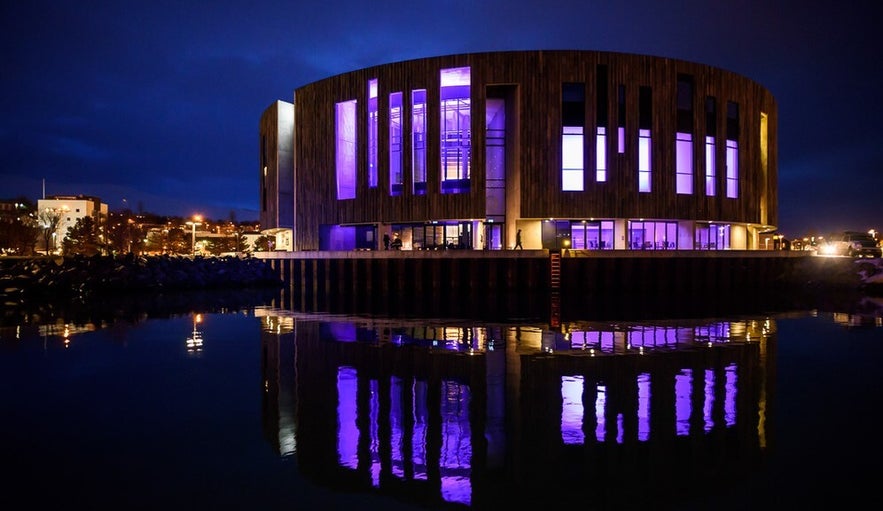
0, 254, 282, 305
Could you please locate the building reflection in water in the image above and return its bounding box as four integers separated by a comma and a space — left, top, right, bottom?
257, 309, 775, 509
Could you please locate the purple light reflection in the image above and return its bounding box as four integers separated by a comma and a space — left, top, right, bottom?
440, 380, 472, 506
337, 366, 358, 469
561, 375, 585, 445
676, 369, 693, 436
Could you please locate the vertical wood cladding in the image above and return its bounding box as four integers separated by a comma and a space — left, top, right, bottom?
291, 51, 777, 250
259, 104, 280, 231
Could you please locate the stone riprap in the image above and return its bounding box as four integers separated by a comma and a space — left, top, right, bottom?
0, 254, 281, 304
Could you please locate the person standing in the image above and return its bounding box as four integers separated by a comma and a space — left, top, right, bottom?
514, 229, 523, 250
383, 233, 390, 250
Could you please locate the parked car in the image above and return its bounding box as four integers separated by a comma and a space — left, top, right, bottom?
820, 231, 882, 258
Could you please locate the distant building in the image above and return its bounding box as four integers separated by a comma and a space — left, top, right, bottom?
37, 195, 108, 252
260, 50, 777, 251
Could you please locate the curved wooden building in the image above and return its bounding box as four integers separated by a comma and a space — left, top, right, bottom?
260, 50, 777, 252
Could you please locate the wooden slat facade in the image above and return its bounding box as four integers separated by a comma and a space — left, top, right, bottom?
266, 50, 777, 250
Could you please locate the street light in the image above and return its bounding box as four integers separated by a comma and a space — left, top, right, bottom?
186, 215, 202, 255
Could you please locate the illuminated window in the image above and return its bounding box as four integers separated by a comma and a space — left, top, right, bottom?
638, 87, 652, 193
335, 99, 357, 200
627, 220, 678, 250
562, 127, 584, 190
617, 84, 626, 154
367, 79, 378, 188
412, 89, 426, 195
676, 132, 693, 194
389, 92, 403, 196
596, 67, 608, 182
705, 97, 717, 196
726, 101, 739, 198
440, 67, 471, 194
596, 127, 607, 182
562, 82, 585, 191
676, 75, 693, 195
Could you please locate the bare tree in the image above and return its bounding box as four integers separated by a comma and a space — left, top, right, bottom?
37, 208, 63, 254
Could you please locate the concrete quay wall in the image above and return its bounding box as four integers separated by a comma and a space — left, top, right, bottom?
256, 250, 831, 298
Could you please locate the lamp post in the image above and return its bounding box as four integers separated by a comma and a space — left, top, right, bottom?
186, 215, 202, 255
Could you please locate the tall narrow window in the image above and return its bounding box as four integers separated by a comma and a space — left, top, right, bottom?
412, 89, 426, 195
389, 92, 403, 196
486, 97, 506, 220
676, 75, 693, 195
367, 79, 378, 188
726, 101, 739, 198
760, 111, 769, 224
617, 84, 626, 154
705, 97, 717, 196
561, 83, 585, 191
335, 99, 357, 200
638, 86, 652, 193
596, 66, 608, 182
440, 67, 471, 194
596, 127, 607, 182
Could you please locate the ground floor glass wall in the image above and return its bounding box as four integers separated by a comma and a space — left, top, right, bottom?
569, 221, 615, 250
320, 219, 739, 251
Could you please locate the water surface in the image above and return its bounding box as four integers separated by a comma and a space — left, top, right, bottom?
2, 294, 881, 510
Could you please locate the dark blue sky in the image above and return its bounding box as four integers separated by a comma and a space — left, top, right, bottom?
2, 1, 880, 235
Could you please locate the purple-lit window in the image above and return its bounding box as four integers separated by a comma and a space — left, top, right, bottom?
596, 126, 607, 182
694, 223, 730, 250
676, 132, 693, 194
335, 100, 357, 200
562, 126, 584, 190
638, 86, 652, 193
705, 136, 716, 196
569, 220, 614, 250
440, 67, 471, 194
412, 89, 426, 195
561, 376, 585, 445
726, 139, 739, 198
628, 220, 677, 250
367, 79, 378, 188
726, 101, 739, 198
389, 92, 403, 196
617, 84, 626, 154
596, 67, 609, 180
676, 75, 694, 195
562, 82, 585, 191
706, 96, 717, 196
638, 129, 651, 192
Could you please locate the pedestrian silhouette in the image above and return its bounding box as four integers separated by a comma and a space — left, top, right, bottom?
515, 229, 523, 249
383, 233, 390, 250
